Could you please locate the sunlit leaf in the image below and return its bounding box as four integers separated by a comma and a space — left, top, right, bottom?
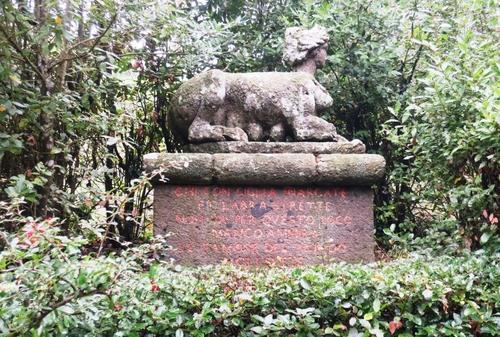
422, 289, 433, 300
8, 75, 22, 84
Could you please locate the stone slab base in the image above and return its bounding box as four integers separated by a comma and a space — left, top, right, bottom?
143, 153, 385, 186
154, 184, 375, 266
145, 151, 385, 266
182, 140, 365, 154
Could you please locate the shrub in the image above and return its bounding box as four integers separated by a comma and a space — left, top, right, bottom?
384, 0, 500, 252
2, 222, 500, 336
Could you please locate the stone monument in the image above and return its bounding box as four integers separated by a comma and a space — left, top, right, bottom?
144, 26, 385, 267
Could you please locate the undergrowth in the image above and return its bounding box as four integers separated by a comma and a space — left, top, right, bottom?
1, 220, 499, 337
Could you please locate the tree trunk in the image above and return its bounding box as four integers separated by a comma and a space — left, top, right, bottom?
34, 0, 55, 218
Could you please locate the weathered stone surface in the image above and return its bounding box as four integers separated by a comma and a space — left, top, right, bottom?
283, 25, 329, 67
182, 140, 366, 154
143, 153, 385, 186
213, 153, 316, 185
316, 154, 386, 186
169, 70, 339, 143
146, 24, 384, 267
154, 185, 375, 266
167, 25, 354, 145
143, 153, 213, 184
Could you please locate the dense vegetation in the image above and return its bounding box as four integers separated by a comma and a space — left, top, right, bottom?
2, 224, 500, 336
1, 0, 500, 335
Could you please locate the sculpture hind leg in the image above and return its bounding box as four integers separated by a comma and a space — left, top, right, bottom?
291, 115, 338, 141
186, 70, 249, 142
188, 116, 248, 142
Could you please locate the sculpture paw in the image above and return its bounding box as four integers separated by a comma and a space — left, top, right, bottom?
221, 126, 248, 142
293, 116, 338, 141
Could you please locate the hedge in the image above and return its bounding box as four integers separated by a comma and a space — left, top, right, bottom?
1, 222, 500, 336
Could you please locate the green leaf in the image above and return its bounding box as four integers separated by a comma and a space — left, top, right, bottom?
359, 318, 371, 329
149, 264, 158, 279
373, 298, 380, 313
77, 270, 87, 286
422, 289, 433, 300
57, 305, 75, 314
480, 232, 491, 244
300, 278, 311, 290
8, 75, 22, 84
251, 326, 264, 334
237, 293, 253, 304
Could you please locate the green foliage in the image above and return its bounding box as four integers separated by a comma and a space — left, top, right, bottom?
2, 225, 500, 336
3, 2, 500, 335
384, 0, 500, 252
0, 0, 499, 253
291, 0, 403, 148
0, 0, 197, 239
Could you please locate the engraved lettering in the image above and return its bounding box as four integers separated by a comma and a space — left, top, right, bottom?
242, 229, 250, 238
162, 185, 369, 266
175, 215, 204, 224
221, 243, 232, 253
174, 187, 183, 197
265, 243, 276, 253
254, 229, 263, 238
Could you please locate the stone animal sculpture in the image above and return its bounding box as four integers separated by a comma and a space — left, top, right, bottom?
169, 26, 342, 143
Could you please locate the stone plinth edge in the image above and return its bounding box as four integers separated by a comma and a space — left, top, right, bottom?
143, 153, 385, 186
143, 153, 214, 184
182, 140, 365, 154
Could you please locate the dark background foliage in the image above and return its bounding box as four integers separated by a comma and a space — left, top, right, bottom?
1, 0, 499, 252
2, 0, 500, 335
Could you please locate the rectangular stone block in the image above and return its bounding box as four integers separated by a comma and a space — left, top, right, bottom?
154, 184, 375, 266
213, 153, 316, 185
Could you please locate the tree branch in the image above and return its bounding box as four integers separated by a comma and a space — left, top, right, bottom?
89, 5, 124, 55
0, 23, 45, 80
49, 4, 124, 70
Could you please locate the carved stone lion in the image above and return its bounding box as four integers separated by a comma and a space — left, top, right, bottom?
169, 26, 342, 143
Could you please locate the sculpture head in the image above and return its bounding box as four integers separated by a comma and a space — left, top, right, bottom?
283, 25, 329, 69
309, 43, 328, 69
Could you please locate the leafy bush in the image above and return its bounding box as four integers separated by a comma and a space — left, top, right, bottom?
2, 222, 500, 336
384, 0, 500, 252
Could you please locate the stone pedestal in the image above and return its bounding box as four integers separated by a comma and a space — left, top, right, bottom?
144, 142, 385, 266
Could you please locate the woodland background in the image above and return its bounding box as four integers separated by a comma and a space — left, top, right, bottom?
1, 0, 500, 335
